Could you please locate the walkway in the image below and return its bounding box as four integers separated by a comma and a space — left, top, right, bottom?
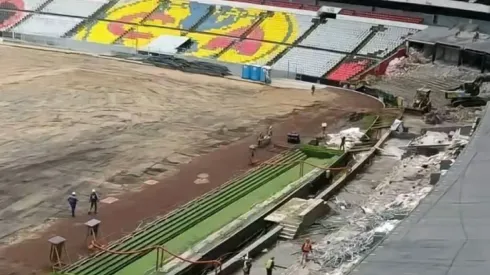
353, 104, 490, 275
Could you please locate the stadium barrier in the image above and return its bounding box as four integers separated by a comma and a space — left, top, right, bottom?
0, 31, 135, 55
0, 31, 295, 81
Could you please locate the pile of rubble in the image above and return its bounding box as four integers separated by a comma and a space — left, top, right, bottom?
284, 135, 469, 275
385, 48, 431, 77
424, 106, 482, 125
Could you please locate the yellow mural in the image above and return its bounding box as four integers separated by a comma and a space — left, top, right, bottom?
74, 0, 306, 65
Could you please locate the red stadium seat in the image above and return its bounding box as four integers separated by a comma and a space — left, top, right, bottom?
339, 9, 423, 24
327, 59, 373, 81
264, 0, 302, 9
302, 4, 320, 11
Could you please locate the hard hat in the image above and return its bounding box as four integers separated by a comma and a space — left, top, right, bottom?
92, 189, 96, 193
72, 192, 76, 195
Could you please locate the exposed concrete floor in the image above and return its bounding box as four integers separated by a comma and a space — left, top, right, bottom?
0, 45, 343, 244
369, 62, 489, 108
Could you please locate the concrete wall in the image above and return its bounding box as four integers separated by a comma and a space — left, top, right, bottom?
435, 44, 460, 65
0, 31, 135, 55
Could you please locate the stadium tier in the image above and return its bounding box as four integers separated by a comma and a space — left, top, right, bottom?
76, 0, 211, 45
339, 9, 424, 24
358, 26, 417, 58
272, 47, 345, 77
246, 12, 313, 43
326, 57, 376, 81
11, 14, 83, 36
186, 32, 236, 57
0, 0, 49, 30
42, 0, 109, 17
218, 40, 288, 64
299, 19, 374, 52
195, 6, 262, 36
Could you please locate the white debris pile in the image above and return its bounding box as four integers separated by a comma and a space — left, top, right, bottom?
326, 128, 364, 149
410, 131, 450, 146
385, 56, 409, 77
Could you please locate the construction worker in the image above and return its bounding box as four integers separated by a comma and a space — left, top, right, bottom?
301, 238, 313, 265
265, 257, 275, 275
340, 136, 346, 151
67, 192, 78, 217
311, 85, 315, 95
243, 255, 252, 275
249, 144, 256, 165
267, 125, 273, 137
257, 132, 264, 146
88, 189, 99, 215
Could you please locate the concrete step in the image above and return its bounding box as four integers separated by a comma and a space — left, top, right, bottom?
279, 232, 295, 240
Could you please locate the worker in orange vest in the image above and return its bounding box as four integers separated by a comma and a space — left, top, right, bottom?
300, 238, 313, 266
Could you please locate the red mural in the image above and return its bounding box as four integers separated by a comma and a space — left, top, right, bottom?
106, 11, 175, 40
204, 26, 265, 56
0, 0, 26, 30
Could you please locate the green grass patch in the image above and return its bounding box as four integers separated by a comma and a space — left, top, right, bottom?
300, 144, 344, 159
116, 157, 336, 275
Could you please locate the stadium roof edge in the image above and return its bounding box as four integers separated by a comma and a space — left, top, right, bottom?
382, 0, 490, 14
408, 26, 490, 54
195, 0, 320, 15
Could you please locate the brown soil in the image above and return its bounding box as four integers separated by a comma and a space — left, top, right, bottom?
0, 45, 383, 275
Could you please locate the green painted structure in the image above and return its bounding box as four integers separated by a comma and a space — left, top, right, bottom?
61, 148, 342, 275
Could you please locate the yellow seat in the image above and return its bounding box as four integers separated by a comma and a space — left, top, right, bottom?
76, 0, 161, 44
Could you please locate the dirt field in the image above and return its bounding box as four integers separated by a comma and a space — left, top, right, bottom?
0, 45, 383, 275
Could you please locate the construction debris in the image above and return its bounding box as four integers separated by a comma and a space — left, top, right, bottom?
326, 128, 365, 150
424, 107, 482, 125
281, 131, 468, 275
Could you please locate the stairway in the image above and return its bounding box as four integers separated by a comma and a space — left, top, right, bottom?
62, 0, 120, 38
266, 17, 322, 66
187, 5, 215, 33
321, 26, 381, 79
278, 218, 302, 240
113, 0, 170, 45
215, 10, 271, 58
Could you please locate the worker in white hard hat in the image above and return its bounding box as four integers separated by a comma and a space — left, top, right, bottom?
89, 189, 99, 215
267, 125, 273, 137
67, 192, 78, 217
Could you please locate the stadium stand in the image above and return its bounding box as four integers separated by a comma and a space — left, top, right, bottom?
339, 9, 424, 24
272, 47, 345, 77
358, 26, 417, 58
326, 57, 376, 81
218, 40, 288, 64
118, 25, 182, 47
11, 14, 83, 36
195, 5, 262, 36
186, 32, 236, 58
0, 0, 27, 30
246, 12, 313, 43
144, 0, 211, 29
42, 0, 109, 17
15, 0, 48, 10
299, 19, 374, 52
231, 0, 320, 11
75, 0, 211, 45
263, 0, 302, 9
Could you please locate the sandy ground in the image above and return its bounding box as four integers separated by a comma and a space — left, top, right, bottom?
0, 45, 342, 243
